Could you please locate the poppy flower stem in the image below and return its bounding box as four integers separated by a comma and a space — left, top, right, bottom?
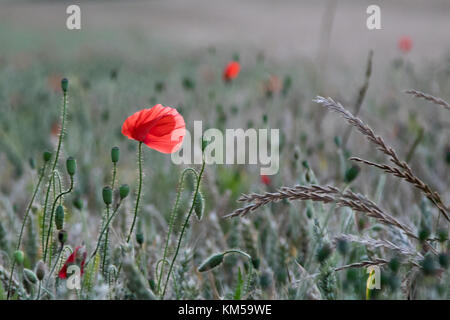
43, 175, 74, 262
101, 204, 111, 274
156, 167, 199, 294
41, 91, 68, 251
7, 162, 48, 299
126, 141, 143, 243
86, 200, 124, 266
162, 158, 206, 298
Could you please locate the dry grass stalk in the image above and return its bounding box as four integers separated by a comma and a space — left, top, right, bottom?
334, 234, 421, 258
334, 258, 388, 271
405, 89, 450, 111
314, 96, 449, 222
226, 184, 417, 240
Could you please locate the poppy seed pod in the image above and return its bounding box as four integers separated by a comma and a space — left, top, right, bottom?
73, 197, 83, 211
193, 193, 204, 221
136, 233, 144, 246
102, 186, 113, 205
66, 157, 76, 176
23, 269, 38, 284
61, 78, 69, 93
55, 205, 64, 230
58, 229, 68, 245
344, 165, 360, 183
43, 151, 52, 162
198, 253, 224, 272
119, 184, 130, 199
111, 146, 120, 163
14, 250, 24, 265
36, 260, 46, 281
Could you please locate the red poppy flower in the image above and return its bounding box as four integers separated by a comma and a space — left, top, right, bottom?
122, 104, 186, 154
223, 61, 240, 81
261, 175, 271, 186
58, 246, 87, 279
398, 36, 412, 53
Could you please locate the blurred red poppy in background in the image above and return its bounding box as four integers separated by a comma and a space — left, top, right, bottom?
58, 246, 87, 279
261, 175, 271, 186
223, 61, 241, 82
398, 36, 413, 53
122, 104, 185, 154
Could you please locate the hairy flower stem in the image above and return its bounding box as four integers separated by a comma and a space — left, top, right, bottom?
111, 162, 117, 190
87, 200, 123, 266
157, 168, 198, 294
126, 141, 143, 243
7, 162, 48, 299
101, 204, 111, 274
162, 159, 206, 298
43, 175, 74, 262
41, 91, 68, 250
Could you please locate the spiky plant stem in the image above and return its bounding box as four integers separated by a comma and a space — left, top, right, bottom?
126, 141, 143, 243
43, 175, 74, 262
162, 159, 206, 298
7, 162, 48, 300
157, 167, 198, 294
41, 91, 68, 250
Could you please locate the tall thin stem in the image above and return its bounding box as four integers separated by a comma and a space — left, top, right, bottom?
102, 204, 110, 274
41, 91, 68, 249
7, 162, 48, 300
162, 159, 206, 298
43, 175, 73, 262
126, 141, 143, 243
157, 168, 198, 294
86, 200, 123, 266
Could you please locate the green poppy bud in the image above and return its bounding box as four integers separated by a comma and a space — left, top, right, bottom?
198, 253, 224, 272
73, 197, 83, 211
23, 269, 38, 284
336, 238, 348, 256
61, 78, 69, 93
437, 228, 448, 243
66, 157, 76, 176
55, 205, 64, 230
193, 193, 204, 221
102, 186, 113, 205
438, 253, 448, 269
388, 257, 400, 274
111, 146, 120, 163
421, 254, 437, 276
43, 151, 52, 162
418, 227, 431, 242
316, 243, 332, 263
14, 250, 24, 265
344, 165, 360, 183
119, 184, 130, 199
36, 260, 46, 281
136, 233, 144, 246
334, 136, 342, 148
58, 229, 68, 245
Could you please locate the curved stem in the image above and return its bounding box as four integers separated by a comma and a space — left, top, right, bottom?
43, 175, 74, 262
156, 167, 198, 294
41, 91, 68, 250
126, 141, 143, 243
162, 159, 206, 298
86, 200, 123, 266
46, 245, 63, 283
